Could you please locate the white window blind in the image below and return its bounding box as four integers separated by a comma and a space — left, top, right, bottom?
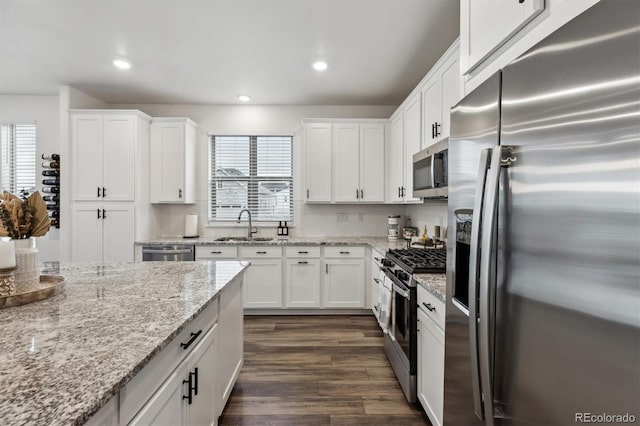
1, 124, 36, 195
210, 135, 293, 222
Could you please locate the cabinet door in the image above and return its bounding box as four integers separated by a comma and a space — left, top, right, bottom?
304, 123, 332, 202
72, 205, 103, 261
186, 325, 217, 426
151, 122, 185, 203
323, 259, 365, 308
285, 259, 321, 308
417, 308, 445, 426
421, 77, 441, 148
243, 259, 283, 308
102, 204, 135, 262
129, 366, 186, 426
217, 278, 244, 416
72, 114, 103, 201
439, 53, 462, 141
332, 123, 360, 203
388, 114, 404, 203
403, 94, 422, 202
103, 115, 136, 201
461, 0, 545, 74
359, 123, 385, 203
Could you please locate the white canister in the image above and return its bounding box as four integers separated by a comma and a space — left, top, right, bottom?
388, 215, 401, 241
14, 237, 40, 294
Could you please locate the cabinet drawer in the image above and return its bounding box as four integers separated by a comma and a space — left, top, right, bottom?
284, 246, 321, 258
239, 246, 282, 258
323, 246, 365, 258
119, 298, 219, 424
417, 284, 445, 330
195, 246, 237, 259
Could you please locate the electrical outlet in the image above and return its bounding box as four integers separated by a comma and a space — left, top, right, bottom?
336, 213, 348, 223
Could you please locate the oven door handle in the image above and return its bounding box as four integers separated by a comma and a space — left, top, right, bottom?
392, 284, 410, 300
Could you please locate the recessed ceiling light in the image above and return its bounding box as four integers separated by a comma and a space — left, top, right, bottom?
112, 59, 131, 70
238, 95, 251, 102
312, 61, 328, 71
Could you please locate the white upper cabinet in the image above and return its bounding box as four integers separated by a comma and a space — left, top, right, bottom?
359, 123, 385, 203
304, 122, 333, 202
150, 118, 197, 204
72, 111, 148, 201
387, 99, 421, 204
460, 0, 545, 74
403, 93, 422, 203
388, 113, 405, 203
422, 41, 463, 147
304, 120, 385, 204
332, 123, 360, 203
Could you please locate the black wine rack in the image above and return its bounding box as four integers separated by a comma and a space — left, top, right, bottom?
41, 153, 60, 229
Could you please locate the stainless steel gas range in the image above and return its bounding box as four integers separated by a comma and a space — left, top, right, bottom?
382, 247, 446, 403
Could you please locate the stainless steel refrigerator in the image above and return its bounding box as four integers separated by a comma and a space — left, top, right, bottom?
445, 1, 640, 425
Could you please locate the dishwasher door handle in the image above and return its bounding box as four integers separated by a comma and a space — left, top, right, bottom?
142, 248, 193, 255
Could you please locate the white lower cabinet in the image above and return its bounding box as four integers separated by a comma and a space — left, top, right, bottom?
417, 303, 445, 426
323, 259, 365, 308
285, 259, 321, 308
72, 203, 134, 262
242, 259, 283, 308
129, 365, 186, 426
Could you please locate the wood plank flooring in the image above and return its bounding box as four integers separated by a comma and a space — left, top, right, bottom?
219, 315, 430, 426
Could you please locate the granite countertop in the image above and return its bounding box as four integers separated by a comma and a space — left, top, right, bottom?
136, 236, 411, 255
0, 260, 249, 426
413, 273, 447, 302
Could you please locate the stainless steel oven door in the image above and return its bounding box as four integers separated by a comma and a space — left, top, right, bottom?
391, 281, 412, 361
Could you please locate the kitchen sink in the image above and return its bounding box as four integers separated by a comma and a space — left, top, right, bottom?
214, 237, 274, 242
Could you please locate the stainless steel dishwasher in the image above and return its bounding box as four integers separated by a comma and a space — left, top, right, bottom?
142, 245, 195, 261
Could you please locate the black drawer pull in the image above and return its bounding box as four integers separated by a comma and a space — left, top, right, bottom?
180, 330, 202, 350
423, 302, 436, 312
298, 261, 308, 264
374, 278, 380, 284
183, 373, 193, 405
298, 251, 308, 254
256, 251, 267, 254
193, 367, 199, 396
339, 251, 350, 254
211, 251, 222, 254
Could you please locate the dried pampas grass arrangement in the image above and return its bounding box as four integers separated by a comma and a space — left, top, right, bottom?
0, 191, 51, 239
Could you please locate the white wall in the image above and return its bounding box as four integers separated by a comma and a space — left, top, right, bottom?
108, 103, 405, 239
405, 200, 448, 240
0, 95, 60, 260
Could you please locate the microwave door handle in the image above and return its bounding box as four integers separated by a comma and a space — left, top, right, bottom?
430, 154, 436, 188
468, 148, 492, 421
478, 147, 505, 426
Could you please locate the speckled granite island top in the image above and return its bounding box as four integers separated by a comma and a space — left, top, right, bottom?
414, 273, 447, 302
136, 236, 409, 255
0, 260, 249, 426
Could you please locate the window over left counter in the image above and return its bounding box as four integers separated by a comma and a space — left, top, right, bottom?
209, 135, 293, 223
0, 124, 36, 195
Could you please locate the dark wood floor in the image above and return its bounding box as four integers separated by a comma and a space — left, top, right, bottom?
219, 315, 429, 425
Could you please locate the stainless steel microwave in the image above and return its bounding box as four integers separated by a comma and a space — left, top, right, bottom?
412, 138, 448, 198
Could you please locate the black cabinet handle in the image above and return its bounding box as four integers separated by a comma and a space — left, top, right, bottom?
326, 264, 328, 274
339, 251, 350, 254
398, 187, 401, 198
356, 189, 359, 199
435, 123, 441, 138
193, 367, 198, 396
306, 189, 309, 199
183, 374, 193, 405
102, 187, 106, 197
423, 302, 436, 312
360, 189, 363, 199
97, 187, 101, 197
97, 209, 101, 219
374, 278, 380, 284
298, 251, 308, 254
256, 251, 267, 254
102, 209, 106, 219
431, 123, 435, 139
180, 330, 202, 350
211, 251, 222, 254
519, 0, 525, 3
179, 189, 183, 198
298, 261, 308, 264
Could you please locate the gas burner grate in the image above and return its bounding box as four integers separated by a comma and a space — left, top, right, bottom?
386, 248, 446, 274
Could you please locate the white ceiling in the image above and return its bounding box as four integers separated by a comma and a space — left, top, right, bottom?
0, 0, 459, 105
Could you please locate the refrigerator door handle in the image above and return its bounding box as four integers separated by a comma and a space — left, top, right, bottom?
478, 147, 507, 426
468, 147, 492, 421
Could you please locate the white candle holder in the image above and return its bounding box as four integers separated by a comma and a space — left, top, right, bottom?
0, 266, 16, 297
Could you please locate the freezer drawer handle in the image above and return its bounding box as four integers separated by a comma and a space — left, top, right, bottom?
180, 330, 202, 350
143, 248, 193, 255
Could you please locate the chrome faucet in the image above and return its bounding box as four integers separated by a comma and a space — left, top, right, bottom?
237, 209, 258, 240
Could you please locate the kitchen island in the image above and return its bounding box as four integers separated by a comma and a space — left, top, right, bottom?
0, 260, 248, 426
